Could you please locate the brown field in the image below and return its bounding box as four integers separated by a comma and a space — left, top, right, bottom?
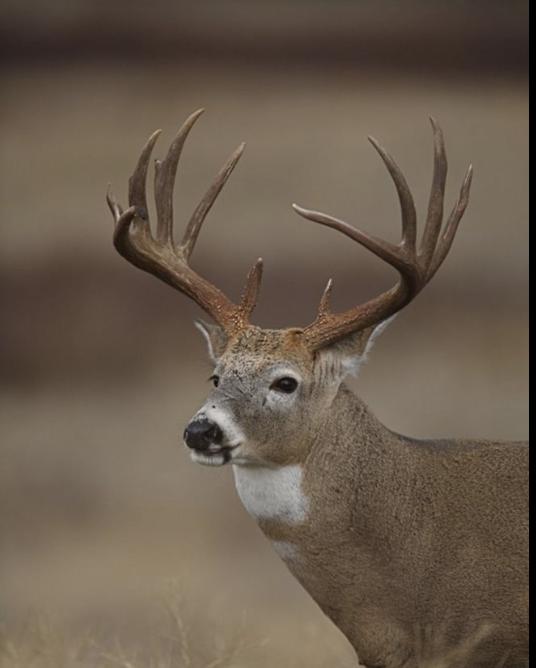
0, 3, 528, 664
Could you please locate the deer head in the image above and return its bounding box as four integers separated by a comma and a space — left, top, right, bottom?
107, 109, 472, 470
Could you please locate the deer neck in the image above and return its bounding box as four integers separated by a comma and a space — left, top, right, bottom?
232, 385, 423, 660
232, 383, 410, 547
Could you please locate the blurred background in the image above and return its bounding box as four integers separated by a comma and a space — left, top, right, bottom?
0, 1, 528, 666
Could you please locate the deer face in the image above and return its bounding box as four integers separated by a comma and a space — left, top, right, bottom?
184, 326, 315, 467
184, 322, 385, 467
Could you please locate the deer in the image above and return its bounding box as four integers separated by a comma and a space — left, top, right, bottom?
107, 109, 528, 668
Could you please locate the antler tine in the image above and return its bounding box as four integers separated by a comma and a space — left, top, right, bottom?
428, 163, 473, 279
239, 258, 264, 320
181, 142, 246, 259
317, 278, 334, 319
367, 136, 417, 252
291, 205, 413, 276
128, 129, 162, 218
420, 117, 448, 271
110, 129, 161, 263
111, 205, 144, 266
106, 184, 123, 223
293, 120, 472, 351
107, 130, 160, 230
154, 108, 205, 245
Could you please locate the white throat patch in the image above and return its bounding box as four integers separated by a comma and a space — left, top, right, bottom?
233, 464, 309, 524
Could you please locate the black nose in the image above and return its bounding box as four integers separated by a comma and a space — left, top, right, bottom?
183, 418, 223, 451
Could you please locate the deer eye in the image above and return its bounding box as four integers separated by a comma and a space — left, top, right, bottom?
271, 376, 298, 394
209, 375, 220, 388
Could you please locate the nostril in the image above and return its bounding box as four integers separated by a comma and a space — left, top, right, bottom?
207, 423, 223, 444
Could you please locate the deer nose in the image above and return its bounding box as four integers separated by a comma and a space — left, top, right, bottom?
183, 418, 223, 451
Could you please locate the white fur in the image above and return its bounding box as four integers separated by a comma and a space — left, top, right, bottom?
341, 315, 397, 376
194, 320, 222, 363
363, 315, 396, 359
199, 406, 245, 448
233, 464, 309, 524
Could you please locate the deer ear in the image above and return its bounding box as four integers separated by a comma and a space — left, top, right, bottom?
321, 316, 395, 376
194, 320, 229, 362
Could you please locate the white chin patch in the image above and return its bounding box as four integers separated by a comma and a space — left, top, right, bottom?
233, 464, 309, 523
190, 451, 227, 467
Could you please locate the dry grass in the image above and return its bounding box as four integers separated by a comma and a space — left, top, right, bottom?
0, 604, 520, 668
0, 585, 264, 668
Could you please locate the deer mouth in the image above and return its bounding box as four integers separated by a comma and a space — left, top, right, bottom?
190, 445, 237, 467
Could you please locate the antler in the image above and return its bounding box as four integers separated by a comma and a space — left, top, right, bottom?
106, 109, 263, 334
293, 118, 473, 350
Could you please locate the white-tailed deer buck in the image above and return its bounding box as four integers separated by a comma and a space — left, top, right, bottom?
107, 110, 528, 668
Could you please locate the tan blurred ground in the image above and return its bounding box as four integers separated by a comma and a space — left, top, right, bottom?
0, 2, 528, 665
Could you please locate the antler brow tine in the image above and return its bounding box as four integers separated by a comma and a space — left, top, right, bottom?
239, 258, 264, 320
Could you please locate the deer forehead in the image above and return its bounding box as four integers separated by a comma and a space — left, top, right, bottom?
225, 327, 313, 362
216, 355, 304, 384
217, 328, 315, 378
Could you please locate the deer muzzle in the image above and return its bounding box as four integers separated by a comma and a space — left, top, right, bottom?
183, 417, 223, 452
